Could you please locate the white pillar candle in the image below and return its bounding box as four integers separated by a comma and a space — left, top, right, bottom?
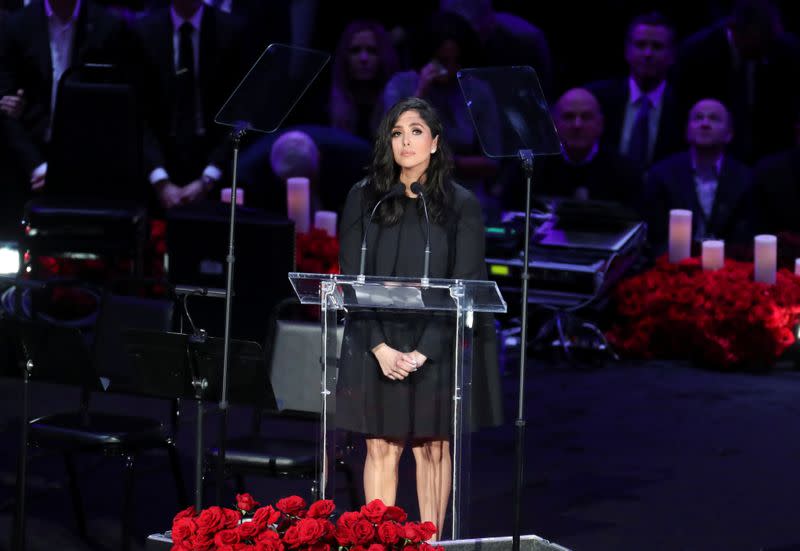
701, 240, 724, 271
795, 258, 800, 276
754, 234, 777, 284
668, 209, 692, 263
314, 210, 337, 237
286, 177, 310, 233
220, 187, 244, 205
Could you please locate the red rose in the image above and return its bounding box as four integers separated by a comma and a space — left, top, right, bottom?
367, 544, 386, 551
308, 543, 331, 551
360, 500, 388, 523
196, 506, 227, 535
253, 505, 281, 528
382, 506, 407, 523
173, 505, 197, 524
401, 523, 424, 543
420, 543, 444, 551
295, 518, 326, 545
171, 517, 197, 544
237, 520, 262, 539
214, 529, 241, 547
282, 525, 301, 548
224, 508, 243, 529
256, 538, 285, 551
352, 519, 376, 545
187, 533, 215, 551
236, 493, 261, 512
307, 499, 335, 519
334, 524, 357, 546
276, 495, 307, 516
418, 521, 437, 540
337, 511, 362, 529
377, 522, 401, 544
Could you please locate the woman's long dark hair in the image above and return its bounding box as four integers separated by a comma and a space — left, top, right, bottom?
367, 97, 454, 225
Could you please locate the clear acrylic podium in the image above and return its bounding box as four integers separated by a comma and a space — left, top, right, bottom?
289, 272, 506, 539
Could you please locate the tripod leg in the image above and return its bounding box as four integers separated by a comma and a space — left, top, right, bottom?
555, 311, 572, 361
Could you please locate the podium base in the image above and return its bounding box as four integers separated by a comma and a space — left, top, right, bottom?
439, 535, 572, 551
147, 533, 572, 551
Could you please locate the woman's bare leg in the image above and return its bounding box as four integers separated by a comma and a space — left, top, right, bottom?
363, 437, 405, 505
412, 439, 451, 540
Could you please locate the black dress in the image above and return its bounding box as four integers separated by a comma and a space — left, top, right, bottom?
336, 179, 502, 439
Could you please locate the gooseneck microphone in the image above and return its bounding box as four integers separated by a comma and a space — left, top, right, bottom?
410, 182, 431, 286
358, 182, 406, 282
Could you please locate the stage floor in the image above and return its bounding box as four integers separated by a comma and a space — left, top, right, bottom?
2, 358, 800, 550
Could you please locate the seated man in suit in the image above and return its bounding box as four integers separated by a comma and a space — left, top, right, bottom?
643, 98, 754, 256
502, 87, 643, 215
752, 108, 800, 235
0, 0, 136, 193
586, 11, 684, 172
133, 0, 245, 212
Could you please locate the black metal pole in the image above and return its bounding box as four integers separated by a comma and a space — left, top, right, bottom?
12, 357, 32, 551
512, 149, 535, 551
216, 127, 246, 505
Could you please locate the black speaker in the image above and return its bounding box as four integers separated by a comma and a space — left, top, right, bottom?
166, 202, 295, 343
439, 535, 572, 551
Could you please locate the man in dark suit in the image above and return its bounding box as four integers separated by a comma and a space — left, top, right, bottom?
0, 0, 136, 191
752, 111, 800, 234
586, 12, 684, 172
0, 0, 136, 240
503, 87, 643, 215
643, 98, 754, 255
671, 0, 800, 164
133, 0, 245, 210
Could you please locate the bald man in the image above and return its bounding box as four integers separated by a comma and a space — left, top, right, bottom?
643, 98, 754, 254
502, 87, 643, 213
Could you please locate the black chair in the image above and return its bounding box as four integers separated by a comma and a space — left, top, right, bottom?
12, 291, 188, 551
20, 63, 150, 280
206, 297, 358, 509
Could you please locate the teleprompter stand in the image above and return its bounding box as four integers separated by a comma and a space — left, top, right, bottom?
457, 66, 561, 551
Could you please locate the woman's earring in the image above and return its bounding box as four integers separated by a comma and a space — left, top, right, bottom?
431, 149, 436, 154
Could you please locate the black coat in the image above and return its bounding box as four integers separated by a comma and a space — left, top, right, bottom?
0, 0, 136, 175
586, 77, 685, 169
132, 6, 245, 183
336, 180, 503, 436
643, 151, 754, 251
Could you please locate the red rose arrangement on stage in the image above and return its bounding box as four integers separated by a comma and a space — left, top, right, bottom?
606, 255, 800, 369
170, 494, 441, 551
295, 229, 340, 275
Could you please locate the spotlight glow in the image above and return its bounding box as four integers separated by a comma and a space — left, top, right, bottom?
0, 246, 19, 275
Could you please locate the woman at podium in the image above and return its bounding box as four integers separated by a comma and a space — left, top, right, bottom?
337, 97, 501, 539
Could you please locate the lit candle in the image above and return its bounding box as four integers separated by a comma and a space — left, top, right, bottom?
668, 209, 692, 263
795, 258, 800, 276
754, 234, 777, 284
701, 240, 724, 271
220, 187, 244, 205
314, 210, 337, 237
286, 177, 310, 233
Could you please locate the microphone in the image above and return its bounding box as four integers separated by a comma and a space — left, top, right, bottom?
410, 182, 431, 286
358, 182, 405, 282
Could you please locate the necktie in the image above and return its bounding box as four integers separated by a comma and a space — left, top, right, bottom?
174, 21, 196, 142
627, 96, 652, 167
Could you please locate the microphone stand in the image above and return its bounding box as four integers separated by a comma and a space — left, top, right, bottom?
512, 149, 534, 551
411, 183, 431, 287
216, 124, 248, 505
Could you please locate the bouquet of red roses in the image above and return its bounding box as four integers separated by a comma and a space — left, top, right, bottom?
606, 255, 800, 369
169, 493, 442, 551
296, 229, 340, 275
